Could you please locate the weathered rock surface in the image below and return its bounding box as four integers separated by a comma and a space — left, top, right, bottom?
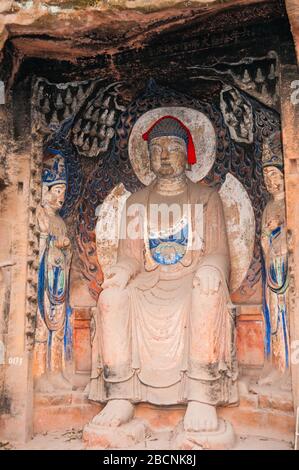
0, 1, 287, 58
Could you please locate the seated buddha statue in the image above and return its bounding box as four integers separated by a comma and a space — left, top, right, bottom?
88, 115, 238, 434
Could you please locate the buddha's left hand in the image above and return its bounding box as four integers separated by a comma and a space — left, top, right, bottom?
193, 266, 221, 295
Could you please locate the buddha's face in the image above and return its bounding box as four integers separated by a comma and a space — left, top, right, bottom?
263, 166, 284, 195
149, 136, 186, 178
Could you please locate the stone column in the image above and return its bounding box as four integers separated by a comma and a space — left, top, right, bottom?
0, 97, 39, 443
285, 0, 299, 66
280, 64, 299, 411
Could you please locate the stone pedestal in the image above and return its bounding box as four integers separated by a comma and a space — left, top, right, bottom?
172, 419, 235, 450
83, 418, 149, 449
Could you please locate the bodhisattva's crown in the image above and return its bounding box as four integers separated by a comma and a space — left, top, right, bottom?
42, 157, 66, 187
262, 131, 283, 170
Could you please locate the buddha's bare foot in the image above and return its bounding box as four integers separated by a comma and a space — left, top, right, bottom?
184, 401, 218, 432
34, 373, 55, 393
48, 372, 73, 391
92, 400, 134, 427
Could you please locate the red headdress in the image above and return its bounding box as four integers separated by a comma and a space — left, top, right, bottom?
142, 115, 197, 165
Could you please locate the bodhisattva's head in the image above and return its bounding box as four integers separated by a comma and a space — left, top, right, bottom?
149, 135, 187, 178
42, 155, 67, 212
263, 166, 284, 196
43, 183, 66, 212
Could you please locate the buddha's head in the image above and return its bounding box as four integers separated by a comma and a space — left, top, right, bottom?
142, 115, 196, 179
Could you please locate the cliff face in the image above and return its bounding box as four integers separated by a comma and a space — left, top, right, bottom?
0, 1, 285, 56
0, 0, 292, 92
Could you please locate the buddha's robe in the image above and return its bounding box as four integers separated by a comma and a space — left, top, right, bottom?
89, 180, 238, 406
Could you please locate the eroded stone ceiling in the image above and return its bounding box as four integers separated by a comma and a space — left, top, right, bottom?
0, 1, 287, 56
0, 1, 296, 94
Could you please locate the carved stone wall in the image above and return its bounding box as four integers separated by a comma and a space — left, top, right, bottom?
0, 99, 35, 442
280, 64, 299, 411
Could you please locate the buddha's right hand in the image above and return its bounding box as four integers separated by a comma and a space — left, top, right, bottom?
102, 266, 132, 290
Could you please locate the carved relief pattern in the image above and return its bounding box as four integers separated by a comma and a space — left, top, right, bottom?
25, 107, 43, 349
34, 78, 96, 133
188, 52, 280, 110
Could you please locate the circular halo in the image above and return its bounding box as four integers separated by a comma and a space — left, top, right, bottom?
128, 107, 216, 185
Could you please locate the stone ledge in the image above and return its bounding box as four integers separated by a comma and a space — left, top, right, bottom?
240, 389, 294, 414
219, 406, 295, 441
258, 392, 294, 413
33, 386, 296, 442
34, 390, 90, 407
33, 402, 102, 434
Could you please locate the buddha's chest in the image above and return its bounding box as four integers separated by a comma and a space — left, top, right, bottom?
148, 223, 189, 265
146, 200, 190, 266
